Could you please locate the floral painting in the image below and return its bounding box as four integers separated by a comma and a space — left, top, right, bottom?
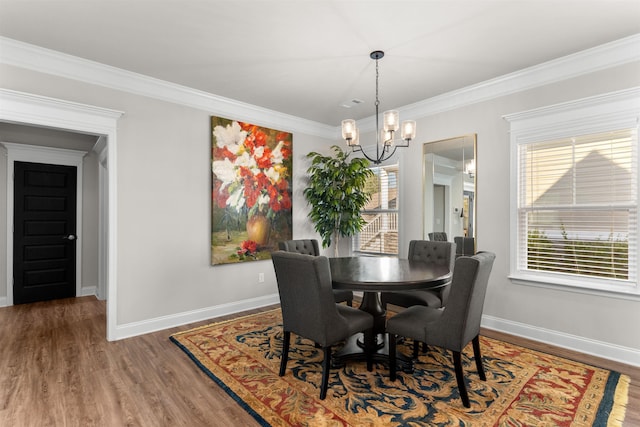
211, 116, 293, 265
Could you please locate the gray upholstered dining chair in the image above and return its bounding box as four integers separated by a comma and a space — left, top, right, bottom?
278, 239, 354, 306
271, 251, 374, 400
278, 239, 320, 255
386, 251, 496, 408
380, 240, 456, 311
454, 236, 475, 257
428, 231, 448, 241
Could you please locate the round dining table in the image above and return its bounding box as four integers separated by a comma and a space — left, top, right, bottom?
329, 256, 451, 370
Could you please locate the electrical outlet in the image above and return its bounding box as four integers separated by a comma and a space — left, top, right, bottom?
258, 273, 265, 283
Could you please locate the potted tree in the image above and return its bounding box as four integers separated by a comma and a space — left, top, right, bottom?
304, 145, 373, 256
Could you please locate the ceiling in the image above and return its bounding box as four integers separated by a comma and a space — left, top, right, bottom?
0, 1, 639, 127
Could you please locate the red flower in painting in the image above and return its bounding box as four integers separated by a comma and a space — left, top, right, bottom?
213, 181, 229, 209
213, 145, 237, 162
241, 240, 258, 254
280, 191, 292, 210
237, 240, 258, 258
255, 147, 273, 169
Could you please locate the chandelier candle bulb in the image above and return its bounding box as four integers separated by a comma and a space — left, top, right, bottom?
351, 127, 360, 145
383, 110, 400, 131
401, 120, 416, 141
342, 119, 357, 143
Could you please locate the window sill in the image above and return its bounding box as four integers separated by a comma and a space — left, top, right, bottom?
509, 273, 640, 301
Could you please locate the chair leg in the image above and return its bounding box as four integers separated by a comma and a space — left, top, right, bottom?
413, 340, 419, 359
472, 335, 486, 381
412, 341, 428, 358
320, 347, 331, 400
453, 351, 470, 408
364, 328, 374, 372
389, 334, 397, 381
279, 331, 290, 377
347, 300, 353, 307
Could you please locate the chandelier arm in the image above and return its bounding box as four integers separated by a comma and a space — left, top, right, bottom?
376, 146, 397, 164
350, 143, 397, 165
355, 147, 379, 164
384, 145, 399, 162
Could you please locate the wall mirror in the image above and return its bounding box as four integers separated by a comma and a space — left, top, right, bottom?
423, 134, 476, 254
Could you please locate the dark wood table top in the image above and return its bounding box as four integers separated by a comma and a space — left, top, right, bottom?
329, 256, 451, 292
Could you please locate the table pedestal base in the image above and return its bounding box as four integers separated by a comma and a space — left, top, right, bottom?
332, 333, 414, 373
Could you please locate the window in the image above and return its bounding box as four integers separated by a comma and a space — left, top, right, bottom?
353, 163, 399, 255
519, 130, 636, 279
506, 88, 639, 296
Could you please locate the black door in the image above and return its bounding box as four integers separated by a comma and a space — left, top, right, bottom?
13, 161, 77, 304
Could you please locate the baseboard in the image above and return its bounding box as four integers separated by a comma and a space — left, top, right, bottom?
0, 296, 6, 307
111, 293, 280, 341
79, 286, 96, 297
482, 314, 640, 367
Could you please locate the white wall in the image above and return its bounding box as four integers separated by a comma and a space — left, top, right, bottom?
0, 63, 332, 329
1, 45, 639, 364
399, 61, 640, 355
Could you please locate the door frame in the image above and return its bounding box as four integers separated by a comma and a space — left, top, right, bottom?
0, 88, 123, 340
3, 143, 87, 305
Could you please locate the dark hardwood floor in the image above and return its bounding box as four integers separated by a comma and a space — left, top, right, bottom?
0, 296, 637, 426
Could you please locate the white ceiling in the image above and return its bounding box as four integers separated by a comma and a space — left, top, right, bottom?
1, 1, 639, 126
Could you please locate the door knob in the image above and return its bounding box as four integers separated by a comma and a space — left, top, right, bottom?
63, 234, 77, 241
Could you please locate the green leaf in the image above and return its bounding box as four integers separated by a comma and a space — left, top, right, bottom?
303, 146, 373, 248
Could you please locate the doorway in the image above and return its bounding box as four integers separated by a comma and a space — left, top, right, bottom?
433, 184, 446, 233
463, 190, 474, 238
0, 89, 122, 340
13, 161, 78, 304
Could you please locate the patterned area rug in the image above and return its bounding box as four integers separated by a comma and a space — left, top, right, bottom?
170, 309, 628, 426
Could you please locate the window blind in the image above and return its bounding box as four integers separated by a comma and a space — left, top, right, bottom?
518, 129, 637, 282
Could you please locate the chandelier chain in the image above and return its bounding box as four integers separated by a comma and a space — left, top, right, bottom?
375, 57, 380, 109
375, 56, 380, 150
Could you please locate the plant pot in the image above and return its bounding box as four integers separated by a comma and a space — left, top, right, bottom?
246, 214, 271, 246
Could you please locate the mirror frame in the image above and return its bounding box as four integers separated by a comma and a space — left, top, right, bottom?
422, 134, 477, 248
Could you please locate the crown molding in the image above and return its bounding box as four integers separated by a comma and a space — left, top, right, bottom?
503, 86, 640, 129
1, 34, 638, 137
357, 34, 640, 132
0, 37, 337, 139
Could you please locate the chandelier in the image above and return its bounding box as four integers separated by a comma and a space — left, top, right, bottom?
341, 50, 416, 164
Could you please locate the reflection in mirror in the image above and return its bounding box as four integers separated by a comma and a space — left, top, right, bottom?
423, 134, 476, 254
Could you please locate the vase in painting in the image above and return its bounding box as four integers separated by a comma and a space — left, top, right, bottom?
246, 214, 271, 246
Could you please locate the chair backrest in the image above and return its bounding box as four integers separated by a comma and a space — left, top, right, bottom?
271, 251, 344, 346
408, 240, 456, 269
428, 232, 448, 241
277, 239, 320, 256
454, 236, 475, 256
409, 240, 456, 303
438, 251, 496, 351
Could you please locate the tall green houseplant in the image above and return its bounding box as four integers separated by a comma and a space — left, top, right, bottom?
304, 145, 373, 256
